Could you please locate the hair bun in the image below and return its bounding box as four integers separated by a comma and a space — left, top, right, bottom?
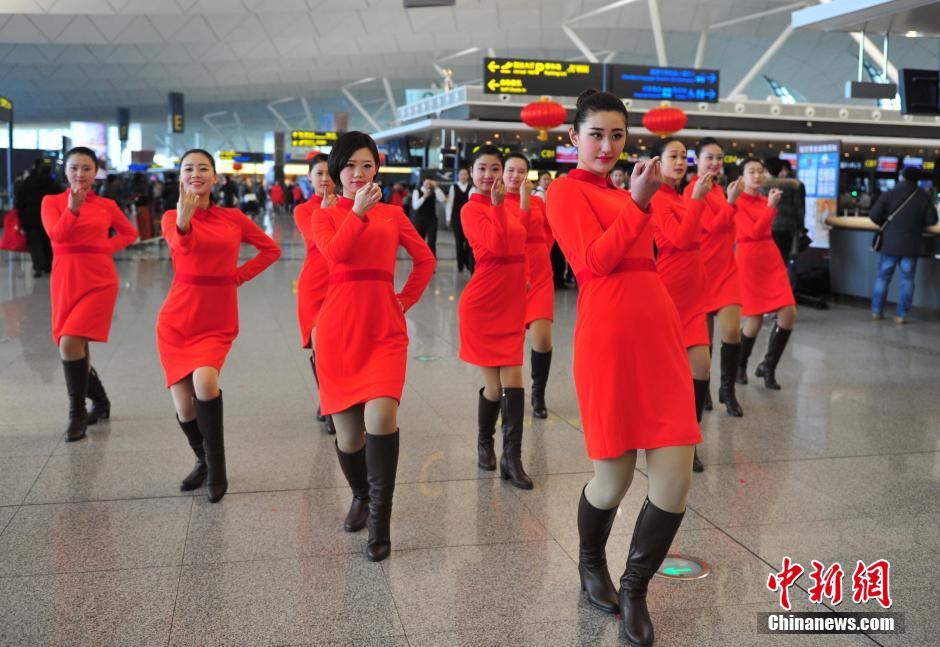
576, 88, 600, 109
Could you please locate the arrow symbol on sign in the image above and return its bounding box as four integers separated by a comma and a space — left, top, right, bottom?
487, 79, 499, 91
488, 60, 499, 73
707, 73, 717, 84
664, 566, 694, 575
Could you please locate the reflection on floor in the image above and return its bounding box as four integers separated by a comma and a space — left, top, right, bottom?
0, 214, 936, 646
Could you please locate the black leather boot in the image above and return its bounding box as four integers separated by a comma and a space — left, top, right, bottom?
718, 342, 744, 417
755, 325, 792, 390
177, 416, 207, 491
692, 378, 709, 473
477, 388, 500, 471
620, 498, 686, 646
310, 356, 334, 434
736, 333, 756, 385
530, 349, 552, 419
577, 486, 619, 614
335, 442, 369, 532
194, 392, 227, 503
86, 366, 111, 425
500, 387, 533, 490
62, 357, 89, 442
702, 344, 713, 411
365, 431, 399, 562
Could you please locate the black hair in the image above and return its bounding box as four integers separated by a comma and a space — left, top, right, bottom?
573, 89, 629, 132
765, 157, 783, 176
308, 153, 329, 174
653, 137, 685, 159
695, 137, 724, 156
64, 146, 99, 169
180, 148, 216, 171
539, 170, 552, 178
328, 131, 380, 187
779, 159, 793, 172
470, 144, 504, 167
739, 157, 765, 172
504, 152, 529, 170
902, 166, 922, 182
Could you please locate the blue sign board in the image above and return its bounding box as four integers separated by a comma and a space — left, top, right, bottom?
608, 65, 720, 103
797, 140, 841, 249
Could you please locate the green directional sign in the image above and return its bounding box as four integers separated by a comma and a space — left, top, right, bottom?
657, 555, 710, 580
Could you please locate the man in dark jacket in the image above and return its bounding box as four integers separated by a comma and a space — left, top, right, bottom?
14, 160, 59, 278
762, 158, 805, 263
869, 166, 938, 323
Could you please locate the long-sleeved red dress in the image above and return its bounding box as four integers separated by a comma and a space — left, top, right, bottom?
734, 192, 795, 317
312, 197, 434, 415
293, 194, 328, 348
684, 178, 741, 313
156, 206, 280, 387
546, 170, 700, 459
651, 184, 709, 349
505, 192, 555, 326
458, 192, 529, 367
41, 191, 139, 345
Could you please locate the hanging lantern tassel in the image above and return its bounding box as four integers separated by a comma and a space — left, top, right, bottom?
521, 96, 567, 142
642, 102, 688, 138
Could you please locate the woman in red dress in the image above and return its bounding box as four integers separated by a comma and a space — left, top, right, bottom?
731, 158, 796, 389
41, 147, 138, 442
650, 137, 715, 473
503, 153, 555, 420
157, 149, 280, 503
459, 145, 532, 490
294, 153, 336, 435
312, 132, 434, 562
684, 137, 745, 417
545, 90, 699, 644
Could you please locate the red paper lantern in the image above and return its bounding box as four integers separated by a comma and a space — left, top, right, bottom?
232, 162, 243, 171
642, 102, 688, 138
521, 96, 567, 141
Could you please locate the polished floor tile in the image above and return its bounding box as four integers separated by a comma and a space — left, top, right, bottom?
2, 221, 933, 645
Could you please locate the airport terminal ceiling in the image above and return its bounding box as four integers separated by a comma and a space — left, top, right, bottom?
0, 0, 938, 145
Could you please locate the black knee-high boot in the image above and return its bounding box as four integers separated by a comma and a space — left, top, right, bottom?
530, 349, 552, 419
86, 366, 111, 425
736, 333, 757, 385
755, 325, 792, 390
619, 498, 686, 646
366, 430, 399, 562
718, 342, 744, 417
477, 388, 501, 471
703, 344, 713, 411
692, 378, 709, 473
500, 387, 533, 490
310, 355, 335, 434
177, 417, 207, 491
335, 442, 370, 532
577, 486, 619, 614
194, 392, 226, 503
62, 357, 89, 442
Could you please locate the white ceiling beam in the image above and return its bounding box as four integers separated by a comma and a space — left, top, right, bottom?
340, 86, 382, 133
436, 47, 480, 63
603, 50, 618, 63
300, 97, 315, 129
694, 29, 708, 68
647, 0, 668, 66
726, 24, 795, 99
202, 111, 236, 149
561, 24, 598, 63
849, 31, 899, 83
566, 0, 644, 24
710, 2, 807, 30
382, 77, 401, 126
266, 98, 294, 132
231, 111, 251, 150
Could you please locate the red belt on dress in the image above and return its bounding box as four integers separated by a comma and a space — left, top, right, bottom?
174, 273, 237, 286
737, 236, 773, 244
657, 242, 701, 258
476, 254, 526, 268
328, 269, 394, 285
53, 245, 110, 255
576, 258, 656, 287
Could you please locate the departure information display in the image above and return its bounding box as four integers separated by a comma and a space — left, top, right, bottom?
797, 140, 841, 249
483, 57, 603, 95
290, 130, 339, 148
608, 65, 720, 102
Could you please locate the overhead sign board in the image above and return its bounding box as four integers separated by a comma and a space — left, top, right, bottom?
218, 150, 268, 163
290, 130, 338, 148
0, 96, 11, 123
608, 65, 720, 103
483, 57, 602, 95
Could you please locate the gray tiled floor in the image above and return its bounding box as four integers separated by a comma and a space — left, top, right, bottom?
1, 219, 935, 646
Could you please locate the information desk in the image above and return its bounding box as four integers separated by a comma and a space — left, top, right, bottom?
826, 216, 940, 311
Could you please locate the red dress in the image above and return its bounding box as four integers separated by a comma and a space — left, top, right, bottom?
156, 206, 280, 387
459, 192, 529, 367
546, 170, 700, 459
684, 178, 741, 313
293, 194, 329, 348
312, 198, 434, 414
735, 192, 795, 317
505, 192, 555, 326
41, 191, 139, 345
651, 184, 709, 349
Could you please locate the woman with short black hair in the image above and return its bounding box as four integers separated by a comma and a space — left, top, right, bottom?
41, 146, 139, 442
